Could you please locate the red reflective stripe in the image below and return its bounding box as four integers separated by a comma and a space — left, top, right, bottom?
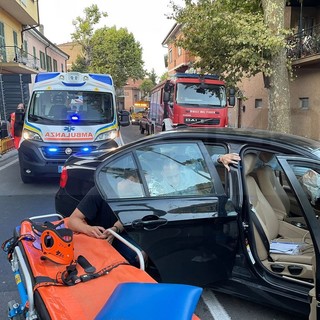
59, 167, 68, 188
10, 112, 15, 137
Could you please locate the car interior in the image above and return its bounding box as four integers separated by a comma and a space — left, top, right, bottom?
243, 152, 315, 281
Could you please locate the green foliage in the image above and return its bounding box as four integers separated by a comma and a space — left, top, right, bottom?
160, 72, 169, 82
172, 0, 289, 87
90, 26, 145, 88
71, 4, 107, 68
146, 69, 158, 86
140, 79, 154, 98
70, 56, 88, 73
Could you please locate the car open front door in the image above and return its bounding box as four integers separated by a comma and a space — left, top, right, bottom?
277, 156, 320, 320
95, 140, 240, 287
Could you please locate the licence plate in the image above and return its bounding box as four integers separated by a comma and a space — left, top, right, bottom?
58, 166, 63, 173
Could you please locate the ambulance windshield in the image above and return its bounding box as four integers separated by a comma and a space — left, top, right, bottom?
28, 90, 115, 125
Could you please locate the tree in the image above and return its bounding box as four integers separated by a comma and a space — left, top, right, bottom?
71, 4, 107, 69
172, 0, 291, 133
140, 79, 154, 99
90, 26, 145, 88
146, 69, 158, 86
71, 55, 88, 72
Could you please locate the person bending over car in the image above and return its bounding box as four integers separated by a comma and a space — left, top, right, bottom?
68, 185, 145, 267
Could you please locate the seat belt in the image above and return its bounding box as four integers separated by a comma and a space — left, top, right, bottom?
249, 206, 274, 262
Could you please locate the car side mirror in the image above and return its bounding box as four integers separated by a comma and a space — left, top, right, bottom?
118, 110, 130, 127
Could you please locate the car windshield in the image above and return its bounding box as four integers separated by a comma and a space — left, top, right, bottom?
28, 90, 114, 125
176, 83, 226, 107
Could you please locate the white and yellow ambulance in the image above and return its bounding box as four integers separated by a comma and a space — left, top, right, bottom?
19, 72, 129, 183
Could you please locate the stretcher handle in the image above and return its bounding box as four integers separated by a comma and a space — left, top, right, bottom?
29, 213, 64, 221
107, 228, 145, 270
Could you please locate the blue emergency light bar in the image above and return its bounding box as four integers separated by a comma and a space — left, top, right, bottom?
35, 72, 113, 86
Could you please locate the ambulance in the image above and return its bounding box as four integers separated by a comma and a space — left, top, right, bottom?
18, 72, 130, 183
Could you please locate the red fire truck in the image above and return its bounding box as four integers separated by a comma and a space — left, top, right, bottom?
149, 73, 235, 133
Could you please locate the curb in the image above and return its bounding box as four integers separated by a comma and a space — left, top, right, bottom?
0, 149, 18, 162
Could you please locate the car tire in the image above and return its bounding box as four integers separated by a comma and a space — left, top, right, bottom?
20, 170, 33, 184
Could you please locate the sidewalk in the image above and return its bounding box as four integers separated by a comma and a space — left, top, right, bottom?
0, 148, 18, 163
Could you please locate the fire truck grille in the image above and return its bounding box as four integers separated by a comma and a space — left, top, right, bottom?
184, 118, 220, 125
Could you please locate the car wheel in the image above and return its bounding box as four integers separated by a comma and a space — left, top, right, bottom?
20, 170, 33, 184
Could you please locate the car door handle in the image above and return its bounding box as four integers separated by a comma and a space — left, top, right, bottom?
132, 215, 167, 230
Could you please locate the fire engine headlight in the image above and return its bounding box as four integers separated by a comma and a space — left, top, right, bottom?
23, 129, 43, 141
95, 130, 118, 142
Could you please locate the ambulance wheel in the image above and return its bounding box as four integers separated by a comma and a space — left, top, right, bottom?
20, 171, 33, 184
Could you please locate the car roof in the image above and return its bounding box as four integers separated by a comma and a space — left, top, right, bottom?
133, 127, 320, 157
70, 127, 320, 164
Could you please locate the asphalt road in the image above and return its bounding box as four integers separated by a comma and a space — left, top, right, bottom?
0, 125, 305, 319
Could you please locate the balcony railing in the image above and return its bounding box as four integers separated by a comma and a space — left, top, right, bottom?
0, 45, 40, 71
287, 24, 320, 60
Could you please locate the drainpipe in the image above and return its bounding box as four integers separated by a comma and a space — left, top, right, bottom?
299, 0, 304, 57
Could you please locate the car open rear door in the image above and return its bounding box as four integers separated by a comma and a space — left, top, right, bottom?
95, 140, 240, 287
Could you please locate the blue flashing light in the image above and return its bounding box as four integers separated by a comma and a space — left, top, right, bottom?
35, 72, 60, 83
48, 147, 58, 153
89, 74, 113, 86
81, 147, 91, 153
71, 114, 80, 121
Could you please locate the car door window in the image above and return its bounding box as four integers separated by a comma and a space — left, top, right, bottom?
98, 153, 144, 198
286, 162, 320, 217
136, 142, 214, 196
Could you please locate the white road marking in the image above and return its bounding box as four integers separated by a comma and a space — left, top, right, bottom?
0, 158, 19, 171
202, 289, 231, 320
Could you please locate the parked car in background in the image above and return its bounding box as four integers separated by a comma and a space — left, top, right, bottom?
139, 109, 152, 135
55, 127, 320, 318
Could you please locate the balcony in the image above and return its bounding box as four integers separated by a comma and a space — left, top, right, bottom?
0, 46, 39, 74
0, 0, 38, 25
287, 24, 320, 66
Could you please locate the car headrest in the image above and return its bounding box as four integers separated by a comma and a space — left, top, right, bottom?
243, 153, 258, 176
259, 151, 274, 163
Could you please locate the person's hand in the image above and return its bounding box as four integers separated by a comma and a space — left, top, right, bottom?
85, 225, 107, 239
219, 153, 241, 171
103, 228, 117, 244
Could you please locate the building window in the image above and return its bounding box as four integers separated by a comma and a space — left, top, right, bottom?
23, 40, 28, 59
178, 46, 182, 56
39, 51, 46, 69
0, 22, 7, 62
61, 63, 64, 72
53, 59, 58, 71
33, 46, 37, 65
46, 55, 52, 71
169, 48, 172, 63
255, 99, 263, 109
13, 31, 18, 61
299, 97, 309, 110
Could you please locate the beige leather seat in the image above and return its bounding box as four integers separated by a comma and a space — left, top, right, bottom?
256, 152, 306, 225
256, 152, 290, 220
244, 153, 314, 280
